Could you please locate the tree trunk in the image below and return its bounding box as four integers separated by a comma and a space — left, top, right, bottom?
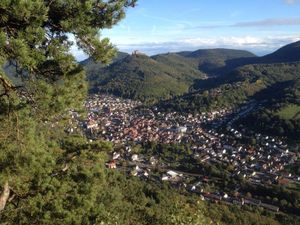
0, 181, 10, 211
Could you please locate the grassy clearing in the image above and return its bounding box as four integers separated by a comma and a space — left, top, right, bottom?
276, 104, 300, 120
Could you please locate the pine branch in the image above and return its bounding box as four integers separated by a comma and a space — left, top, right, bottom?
0, 74, 23, 97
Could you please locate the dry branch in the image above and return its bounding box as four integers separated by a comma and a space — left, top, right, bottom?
0, 182, 10, 211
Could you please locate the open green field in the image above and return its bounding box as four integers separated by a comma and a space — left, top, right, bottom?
276, 104, 300, 120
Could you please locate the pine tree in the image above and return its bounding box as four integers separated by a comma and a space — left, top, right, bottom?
0, 1, 136, 223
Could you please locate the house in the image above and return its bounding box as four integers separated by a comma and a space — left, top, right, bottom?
244, 198, 261, 206
261, 203, 279, 212
232, 198, 244, 205
167, 170, 180, 178
149, 156, 158, 165
113, 152, 120, 160
177, 126, 187, 133
162, 175, 169, 181
106, 160, 117, 169
132, 154, 139, 161
161, 170, 183, 181
143, 171, 149, 177
86, 119, 98, 129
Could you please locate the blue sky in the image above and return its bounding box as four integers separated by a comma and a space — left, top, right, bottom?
73, 0, 300, 60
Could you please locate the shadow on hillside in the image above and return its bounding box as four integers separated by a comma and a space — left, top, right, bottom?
249, 80, 295, 103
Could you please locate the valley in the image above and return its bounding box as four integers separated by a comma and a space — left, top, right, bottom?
76, 40, 300, 223
65, 93, 300, 218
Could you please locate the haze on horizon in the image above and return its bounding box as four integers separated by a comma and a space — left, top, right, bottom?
73, 0, 300, 60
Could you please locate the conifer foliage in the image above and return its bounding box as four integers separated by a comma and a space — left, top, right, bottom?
0, 1, 138, 224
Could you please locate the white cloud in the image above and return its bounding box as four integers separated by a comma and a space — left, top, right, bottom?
192, 18, 300, 29
116, 35, 300, 56
232, 18, 300, 27
181, 36, 297, 47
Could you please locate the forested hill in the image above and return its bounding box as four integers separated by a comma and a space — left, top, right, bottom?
83, 41, 300, 102
160, 62, 300, 111
169, 40, 300, 77
85, 53, 206, 102
217, 40, 300, 75
261, 40, 300, 63
80, 51, 130, 77
154, 40, 300, 75
176, 48, 257, 76
83, 48, 255, 101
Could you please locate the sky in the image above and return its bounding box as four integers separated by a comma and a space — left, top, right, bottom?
73, 0, 300, 60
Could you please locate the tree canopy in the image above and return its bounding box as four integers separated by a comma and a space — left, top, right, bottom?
0, 0, 136, 98
0, 1, 138, 223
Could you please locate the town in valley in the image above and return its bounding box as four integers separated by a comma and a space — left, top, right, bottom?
67, 94, 300, 213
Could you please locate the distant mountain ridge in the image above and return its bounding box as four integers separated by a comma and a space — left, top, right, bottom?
82, 40, 300, 102
173, 48, 256, 76
262, 40, 300, 63
220, 40, 300, 75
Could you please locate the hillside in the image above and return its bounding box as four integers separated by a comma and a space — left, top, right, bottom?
156, 41, 300, 141
81, 51, 129, 86
180, 48, 257, 76
80, 51, 129, 69
159, 62, 300, 112
84, 48, 256, 100
261, 40, 300, 63
152, 48, 257, 77
185, 40, 300, 77
220, 40, 300, 75
84, 40, 300, 103
89, 53, 206, 102
238, 77, 300, 141
151, 52, 201, 79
